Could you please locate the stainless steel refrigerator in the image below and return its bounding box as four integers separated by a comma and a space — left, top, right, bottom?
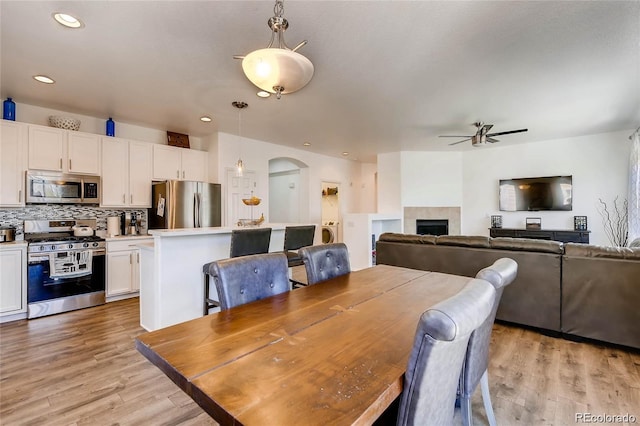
148, 180, 221, 229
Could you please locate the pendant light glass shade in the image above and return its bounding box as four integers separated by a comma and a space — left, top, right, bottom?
242, 48, 314, 96
233, 101, 248, 177
236, 0, 313, 99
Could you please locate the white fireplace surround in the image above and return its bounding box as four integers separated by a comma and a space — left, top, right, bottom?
404, 207, 461, 235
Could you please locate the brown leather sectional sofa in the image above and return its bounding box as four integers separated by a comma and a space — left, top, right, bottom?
376, 233, 640, 350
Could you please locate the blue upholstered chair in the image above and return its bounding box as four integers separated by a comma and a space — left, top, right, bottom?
297, 242, 350, 285
397, 278, 496, 426
458, 257, 518, 426
204, 252, 289, 311
283, 225, 316, 287
203, 227, 273, 315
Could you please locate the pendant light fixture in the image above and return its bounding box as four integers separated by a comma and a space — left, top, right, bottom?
233, 101, 248, 177
234, 0, 313, 99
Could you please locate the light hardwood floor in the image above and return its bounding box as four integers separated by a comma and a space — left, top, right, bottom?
1, 297, 638, 425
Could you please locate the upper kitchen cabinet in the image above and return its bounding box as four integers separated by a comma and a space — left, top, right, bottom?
0, 121, 28, 207
28, 124, 100, 175
153, 145, 207, 182
101, 137, 152, 207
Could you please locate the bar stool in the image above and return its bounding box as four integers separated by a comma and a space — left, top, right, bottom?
203, 227, 272, 315
283, 225, 316, 288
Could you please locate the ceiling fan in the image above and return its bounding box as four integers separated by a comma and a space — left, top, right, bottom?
439, 122, 528, 146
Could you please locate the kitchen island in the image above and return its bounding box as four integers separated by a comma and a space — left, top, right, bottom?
138, 224, 317, 331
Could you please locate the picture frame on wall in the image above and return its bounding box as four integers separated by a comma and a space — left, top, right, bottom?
574, 216, 588, 231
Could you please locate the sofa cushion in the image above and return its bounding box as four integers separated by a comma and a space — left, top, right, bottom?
378, 233, 437, 245
564, 243, 634, 259
436, 235, 491, 248
490, 237, 564, 254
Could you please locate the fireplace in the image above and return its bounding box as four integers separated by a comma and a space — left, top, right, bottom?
416, 219, 449, 236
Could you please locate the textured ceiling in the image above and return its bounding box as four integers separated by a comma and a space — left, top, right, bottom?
1, 1, 639, 162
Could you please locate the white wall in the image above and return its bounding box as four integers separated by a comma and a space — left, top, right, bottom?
462, 130, 630, 245
217, 132, 362, 226
400, 151, 463, 207
14, 102, 207, 149
377, 129, 632, 246
269, 158, 301, 223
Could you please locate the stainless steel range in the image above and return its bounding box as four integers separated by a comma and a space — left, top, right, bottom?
24, 219, 106, 319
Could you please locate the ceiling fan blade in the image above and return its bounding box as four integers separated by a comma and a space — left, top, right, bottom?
486, 128, 528, 137
486, 137, 499, 143
439, 135, 473, 138
449, 138, 471, 146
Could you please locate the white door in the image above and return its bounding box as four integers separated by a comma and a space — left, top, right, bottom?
226, 169, 257, 227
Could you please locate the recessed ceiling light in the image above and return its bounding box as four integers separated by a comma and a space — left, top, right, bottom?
33, 75, 55, 84
342, 152, 349, 156
257, 91, 271, 98
200, 116, 212, 122
303, 142, 311, 146
53, 13, 83, 29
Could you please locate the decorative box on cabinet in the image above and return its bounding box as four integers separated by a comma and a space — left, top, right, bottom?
0, 242, 27, 322
153, 145, 207, 182
0, 121, 27, 207
489, 228, 590, 244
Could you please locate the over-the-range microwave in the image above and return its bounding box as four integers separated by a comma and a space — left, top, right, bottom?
26, 171, 100, 204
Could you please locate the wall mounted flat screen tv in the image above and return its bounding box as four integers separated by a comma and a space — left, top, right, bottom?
499, 176, 572, 211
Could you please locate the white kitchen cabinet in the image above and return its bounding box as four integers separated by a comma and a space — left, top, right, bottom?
67, 131, 101, 174
101, 138, 152, 207
28, 124, 100, 175
0, 121, 27, 207
0, 243, 27, 320
153, 145, 207, 182
106, 237, 152, 300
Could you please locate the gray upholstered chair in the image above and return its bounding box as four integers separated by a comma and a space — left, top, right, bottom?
204, 252, 289, 311
458, 257, 518, 426
283, 225, 316, 287
203, 227, 273, 315
297, 242, 350, 285
397, 278, 496, 426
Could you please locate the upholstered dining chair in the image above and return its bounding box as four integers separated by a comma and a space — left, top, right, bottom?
458, 257, 518, 426
283, 225, 316, 287
297, 242, 351, 286
397, 278, 496, 426
203, 227, 273, 315
204, 252, 289, 311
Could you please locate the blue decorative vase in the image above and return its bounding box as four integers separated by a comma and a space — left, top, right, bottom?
106, 117, 115, 137
3, 98, 16, 121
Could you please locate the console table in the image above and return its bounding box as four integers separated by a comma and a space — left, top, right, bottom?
489, 228, 590, 243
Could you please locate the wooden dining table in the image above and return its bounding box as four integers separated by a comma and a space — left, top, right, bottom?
135, 264, 473, 426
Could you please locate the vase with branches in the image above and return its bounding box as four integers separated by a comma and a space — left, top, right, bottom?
597, 196, 628, 247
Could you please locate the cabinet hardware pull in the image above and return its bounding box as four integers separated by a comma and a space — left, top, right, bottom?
130, 253, 133, 265
130, 194, 133, 204
69, 159, 72, 170
137, 252, 140, 263
18, 189, 22, 202
182, 170, 185, 179
59, 158, 62, 169
123, 194, 125, 203
176, 170, 179, 178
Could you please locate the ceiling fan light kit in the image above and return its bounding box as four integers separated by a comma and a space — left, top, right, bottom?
236, 0, 314, 99
440, 121, 528, 147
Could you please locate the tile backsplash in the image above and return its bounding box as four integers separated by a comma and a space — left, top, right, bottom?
0, 205, 147, 239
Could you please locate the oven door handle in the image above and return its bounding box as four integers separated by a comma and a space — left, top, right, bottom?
28, 255, 50, 262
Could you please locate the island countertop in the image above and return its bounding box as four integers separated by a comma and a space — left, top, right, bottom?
147, 223, 295, 238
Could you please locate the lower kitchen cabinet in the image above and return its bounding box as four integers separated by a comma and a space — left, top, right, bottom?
0, 242, 27, 322
106, 237, 152, 300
